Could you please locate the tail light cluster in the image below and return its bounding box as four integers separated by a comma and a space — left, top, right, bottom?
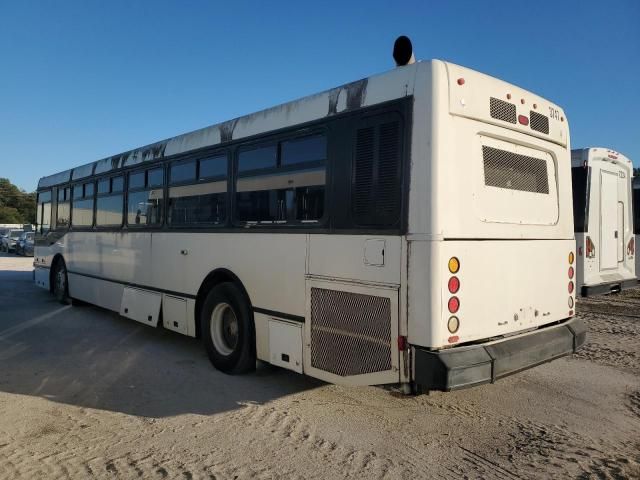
627, 237, 635, 258
585, 236, 596, 259
447, 257, 460, 335
568, 252, 575, 312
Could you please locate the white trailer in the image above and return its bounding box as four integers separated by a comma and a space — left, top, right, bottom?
571, 148, 636, 295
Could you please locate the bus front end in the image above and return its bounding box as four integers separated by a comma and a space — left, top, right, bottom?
408, 61, 586, 391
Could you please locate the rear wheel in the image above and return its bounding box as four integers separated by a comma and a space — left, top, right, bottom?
52, 259, 71, 305
200, 282, 255, 373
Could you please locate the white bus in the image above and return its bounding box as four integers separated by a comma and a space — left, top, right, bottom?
34, 43, 585, 392
571, 148, 636, 296
632, 177, 640, 281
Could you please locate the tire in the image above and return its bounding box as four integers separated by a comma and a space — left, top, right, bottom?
200, 282, 255, 374
52, 259, 71, 305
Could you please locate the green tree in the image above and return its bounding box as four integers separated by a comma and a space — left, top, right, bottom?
0, 178, 36, 224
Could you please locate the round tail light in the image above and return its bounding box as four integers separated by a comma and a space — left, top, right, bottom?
448, 296, 460, 313
448, 276, 460, 294
448, 257, 460, 274
568, 266, 574, 279
447, 316, 460, 334
568, 281, 574, 294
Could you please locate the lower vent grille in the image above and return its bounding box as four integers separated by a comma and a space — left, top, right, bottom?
310, 288, 392, 377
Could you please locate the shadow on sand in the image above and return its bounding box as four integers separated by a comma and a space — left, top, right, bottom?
0, 265, 323, 418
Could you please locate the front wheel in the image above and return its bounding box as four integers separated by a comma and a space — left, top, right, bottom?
52, 260, 71, 305
200, 282, 255, 374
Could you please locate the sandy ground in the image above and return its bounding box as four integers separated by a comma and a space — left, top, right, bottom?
0, 253, 638, 479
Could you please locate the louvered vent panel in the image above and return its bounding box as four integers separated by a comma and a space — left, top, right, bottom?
310, 288, 392, 377
483, 146, 549, 194
490, 97, 517, 124
530, 110, 550, 134
376, 121, 401, 221
353, 126, 375, 220
352, 118, 401, 226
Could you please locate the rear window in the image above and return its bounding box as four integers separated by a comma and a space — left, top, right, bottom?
10, 231, 23, 238
474, 137, 558, 226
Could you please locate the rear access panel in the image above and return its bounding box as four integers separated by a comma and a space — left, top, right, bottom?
304, 279, 399, 386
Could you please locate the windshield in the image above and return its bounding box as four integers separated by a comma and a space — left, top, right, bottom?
10, 231, 24, 238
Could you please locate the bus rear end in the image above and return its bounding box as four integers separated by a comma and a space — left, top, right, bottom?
571, 148, 636, 296
408, 61, 585, 391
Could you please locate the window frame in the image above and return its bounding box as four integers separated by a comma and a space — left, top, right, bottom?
36, 190, 53, 235
95, 175, 125, 229
70, 180, 96, 229
233, 129, 329, 228
167, 151, 229, 228
126, 166, 165, 228
55, 185, 71, 230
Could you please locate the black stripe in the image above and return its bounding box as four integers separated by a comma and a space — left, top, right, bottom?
67, 270, 197, 299
252, 307, 305, 323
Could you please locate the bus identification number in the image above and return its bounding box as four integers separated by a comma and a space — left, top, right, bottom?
549, 107, 561, 120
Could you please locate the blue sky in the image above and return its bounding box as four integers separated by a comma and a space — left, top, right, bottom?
1, 0, 638, 192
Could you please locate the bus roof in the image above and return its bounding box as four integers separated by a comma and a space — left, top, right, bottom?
38, 59, 569, 189
38, 63, 422, 189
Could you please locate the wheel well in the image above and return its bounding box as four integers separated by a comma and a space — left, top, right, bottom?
194, 269, 253, 339
49, 254, 65, 293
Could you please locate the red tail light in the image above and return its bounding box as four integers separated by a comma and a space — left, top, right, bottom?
627, 237, 635, 257
448, 297, 460, 314
448, 276, 460, 294
586, 236, 596, 258
568, 266, 574, 279
568, 281, 574, 294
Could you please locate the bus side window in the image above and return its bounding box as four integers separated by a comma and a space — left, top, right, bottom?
37, 190, 52, 234
235, 135, 326, 225
168, 156, 227, 226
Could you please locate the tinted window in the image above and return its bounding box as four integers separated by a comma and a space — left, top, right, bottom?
57, 202, 70, 228
199, 155, 227, 178
199, 155, 227, 179
170, 161, 196, 184
97, 179, 110, 194
168, 182, 226, 226
129, 171, 145, 190
38, 191, 52, 203
236, 167, 325, 224
84, 182, 94, 197
281, 135, 326, 165
41, 203, 51, 233
72, 199, 93, 227
238, 145, 277, 172
58, 188, 69, 201
571, 167, 590, 232
96, 195, 123, 226
73, 185, 83, 199
127, 190, 163, 226
148, 168, 164, 187
111, 176, 124, 192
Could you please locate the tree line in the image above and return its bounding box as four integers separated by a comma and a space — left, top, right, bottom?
0, 178, 36, 224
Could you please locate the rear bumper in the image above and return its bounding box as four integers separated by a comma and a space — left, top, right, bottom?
581, 278, 638, 297
413, 318, 586, 391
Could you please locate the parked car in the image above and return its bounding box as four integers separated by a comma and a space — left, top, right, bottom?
0, 230, 24, 252
15, 232, 34, 256
22, 233, 35, 257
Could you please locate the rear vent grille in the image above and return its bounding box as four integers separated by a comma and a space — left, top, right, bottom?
530, 110, 550, 134
490, 97, 516, 124
310, 288, 392, 377
483, 146, 549, 194
352, 115, 402, 227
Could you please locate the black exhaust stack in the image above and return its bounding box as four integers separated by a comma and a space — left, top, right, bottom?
393, 36, 415, 67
